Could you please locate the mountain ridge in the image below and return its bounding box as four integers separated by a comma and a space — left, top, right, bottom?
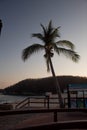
3, 75, 87, 95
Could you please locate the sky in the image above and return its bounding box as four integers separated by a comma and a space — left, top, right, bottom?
0, 0, 87, 88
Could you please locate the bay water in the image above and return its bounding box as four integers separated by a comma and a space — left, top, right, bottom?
0, 93, 28, 104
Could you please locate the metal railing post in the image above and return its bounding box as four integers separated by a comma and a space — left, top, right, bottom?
54, 111, 57, 122
46, 95, 49, 109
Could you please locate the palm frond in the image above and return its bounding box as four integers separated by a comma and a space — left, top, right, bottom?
51, 27, 61, 39
32, 33, 44, 41
22, 44, 44, 61
41, 20, 53, 35
56, 40, 75, 50
72, 53, 80, 62
44, 55, 50, 72
53, 44, 60, 55
0, 19, 3, 35
40, 24, 47, 36
47, 20, 53, 34
55, 46, 80, 62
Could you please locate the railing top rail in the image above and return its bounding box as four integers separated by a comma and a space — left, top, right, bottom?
1, 108, 87, 116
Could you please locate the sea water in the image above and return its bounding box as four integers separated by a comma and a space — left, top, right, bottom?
0, 93, 28, 104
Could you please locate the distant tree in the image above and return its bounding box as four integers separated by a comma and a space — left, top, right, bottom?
0, 19, 3, 35
22, 20, 80, 108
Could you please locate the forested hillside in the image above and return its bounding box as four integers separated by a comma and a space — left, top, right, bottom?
3, 75, 87, 95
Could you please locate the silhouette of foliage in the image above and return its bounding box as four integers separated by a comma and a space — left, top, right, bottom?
0, 19, 3, 35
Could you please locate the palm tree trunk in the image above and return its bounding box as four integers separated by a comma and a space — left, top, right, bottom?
49, 56, 64, 108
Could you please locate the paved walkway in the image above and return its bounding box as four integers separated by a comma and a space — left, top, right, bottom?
0, 110, 87, 130
14, 112, 87, 129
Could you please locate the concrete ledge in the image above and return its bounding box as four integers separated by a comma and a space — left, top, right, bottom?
0, 103, 13, 110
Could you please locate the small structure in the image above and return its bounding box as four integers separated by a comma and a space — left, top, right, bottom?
67, 84, 87, 108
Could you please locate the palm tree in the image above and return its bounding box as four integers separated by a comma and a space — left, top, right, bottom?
0, 19, 3, 35
22, 21, 80, 108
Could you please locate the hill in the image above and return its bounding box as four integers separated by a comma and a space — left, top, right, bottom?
3, 75, 87, 96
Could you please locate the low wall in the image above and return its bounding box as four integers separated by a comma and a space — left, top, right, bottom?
0, 103, 13, 110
